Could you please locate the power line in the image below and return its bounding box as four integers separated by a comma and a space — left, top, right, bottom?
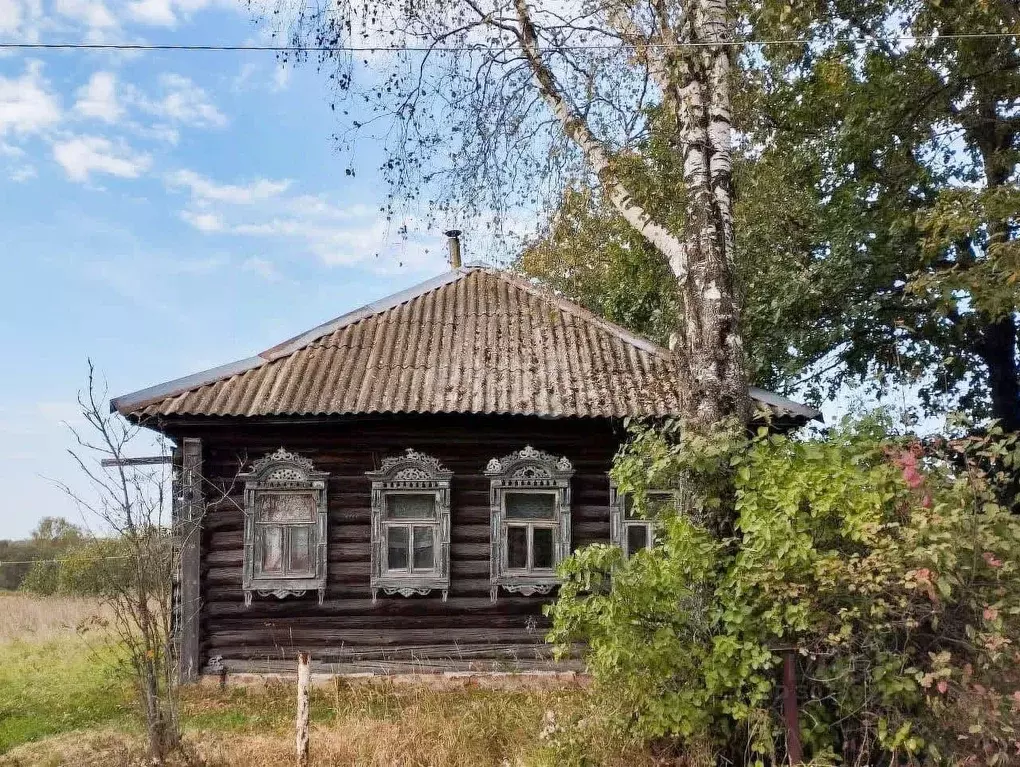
0, 555, 133, 566
1, 32, 1017, 54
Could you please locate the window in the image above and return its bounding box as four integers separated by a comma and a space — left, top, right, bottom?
367, 449, 452, 602
609, 484, 676, 556
486, 446, 573, 601
241, 448, 328, 607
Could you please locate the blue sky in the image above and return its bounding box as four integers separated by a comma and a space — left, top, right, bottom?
0, 1, 463, 538
0, 1, 931, 541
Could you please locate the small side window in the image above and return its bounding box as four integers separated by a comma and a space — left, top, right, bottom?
610, 485, 675, 556
367, 450, 452, 602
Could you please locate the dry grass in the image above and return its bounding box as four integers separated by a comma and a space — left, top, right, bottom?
0, 593, 655, 765
2, 682, 657, 766
0, 592, 112, 644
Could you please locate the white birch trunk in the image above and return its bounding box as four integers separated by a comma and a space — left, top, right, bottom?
513, 0, 749, 430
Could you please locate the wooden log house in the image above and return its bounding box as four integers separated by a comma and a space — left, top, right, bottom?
112, 244, 819, 681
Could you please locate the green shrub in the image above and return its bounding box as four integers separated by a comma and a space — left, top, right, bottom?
548, 416, 1020, 764
21, 537, 135, 598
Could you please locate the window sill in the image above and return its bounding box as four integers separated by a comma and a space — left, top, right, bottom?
243, 575, 326, 607
371, 574, 449, 603
490, 574, 560, 602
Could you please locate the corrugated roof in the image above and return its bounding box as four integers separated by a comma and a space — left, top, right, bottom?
112, 266, 820, 422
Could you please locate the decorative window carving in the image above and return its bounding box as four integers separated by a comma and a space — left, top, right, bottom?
609, 484, 676, 557
366, 449, 452, 603
485, 446, 574, 602
241, 448, 328, 607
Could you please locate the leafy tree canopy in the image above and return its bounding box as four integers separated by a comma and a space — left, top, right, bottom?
519, 1, 1020, 426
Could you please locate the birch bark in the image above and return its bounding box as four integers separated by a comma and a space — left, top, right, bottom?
513, 0, 750, 430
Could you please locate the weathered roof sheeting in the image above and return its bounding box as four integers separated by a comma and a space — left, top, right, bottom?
113, 267, 819, 422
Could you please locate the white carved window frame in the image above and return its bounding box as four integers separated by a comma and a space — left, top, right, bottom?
366, 449, 452, 603
609, 482, 677, 557
240, 448, 329, 607
486, 446, 574, 602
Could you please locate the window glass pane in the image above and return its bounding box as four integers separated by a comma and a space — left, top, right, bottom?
532, 528, 554, 569
387, 526, 409, 570
412, 526, 435, 571
624, 491, 673, 519
507, 526, 528, 569
289, 526, 312, 573
505, 493, 556, 519
386, 494, 436, 519
626, 524, 649, 556
261, 526, 284, 573
258, 492, 316, 523
647, 491, 674, 515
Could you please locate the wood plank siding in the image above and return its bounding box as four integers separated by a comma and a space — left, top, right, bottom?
160, 413, 625, 674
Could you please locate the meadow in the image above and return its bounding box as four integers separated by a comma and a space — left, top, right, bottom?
0, 592, 651, 766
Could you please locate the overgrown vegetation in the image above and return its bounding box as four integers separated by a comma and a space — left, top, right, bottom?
549, 416, 1020, 765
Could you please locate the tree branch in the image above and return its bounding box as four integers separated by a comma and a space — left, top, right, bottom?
511, 0, 690, 282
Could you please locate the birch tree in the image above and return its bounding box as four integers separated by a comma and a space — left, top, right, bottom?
264, 0, 751, 431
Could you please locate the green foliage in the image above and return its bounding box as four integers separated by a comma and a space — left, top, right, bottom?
519, 1, 1020, 425
516, 187, 680, 349
548, 418, 1020, 764
742, 0, 1020, 423
21, 535, 134, 598
8, 518, 86, 596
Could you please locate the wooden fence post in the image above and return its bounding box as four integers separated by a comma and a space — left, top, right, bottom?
296, 652, 310, 767
783, 650, 803, 765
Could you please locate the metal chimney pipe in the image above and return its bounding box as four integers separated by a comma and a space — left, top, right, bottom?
445, 229, 462, 269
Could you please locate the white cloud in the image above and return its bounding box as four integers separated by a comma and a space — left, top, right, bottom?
135, 74, 227, 128
52, 135, 152, 182
54, 0, 117, 31
126, 0, 176, 25
9, 165, 37, 181
271, 65, 291, 92
180, 209, 223, 232
167, 169, 291, 203
0, 0, 24, 33
241, 256, 283, 282
0, 61, 61, 138
74, 72, 123, 123
171, 171, 445, 274
126, 0, 235, 27
0, 0, 44, 39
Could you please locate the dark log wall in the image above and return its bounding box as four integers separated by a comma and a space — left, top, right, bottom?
163, 414, 624, 674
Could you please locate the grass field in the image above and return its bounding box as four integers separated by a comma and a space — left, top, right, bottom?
0, 593, 652, 766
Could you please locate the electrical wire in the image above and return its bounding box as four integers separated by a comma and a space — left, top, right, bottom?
0, 31, 1017, 54
0, 555, 133, 566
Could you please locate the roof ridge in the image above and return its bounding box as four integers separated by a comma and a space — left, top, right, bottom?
259, 267, 476, 362
109, 268, 479, 415
487, 268, 672, 359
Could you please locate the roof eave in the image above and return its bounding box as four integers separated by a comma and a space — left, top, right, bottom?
110, 355, 266, 415
110, 268, 475, 416
748, 386, 822, 422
